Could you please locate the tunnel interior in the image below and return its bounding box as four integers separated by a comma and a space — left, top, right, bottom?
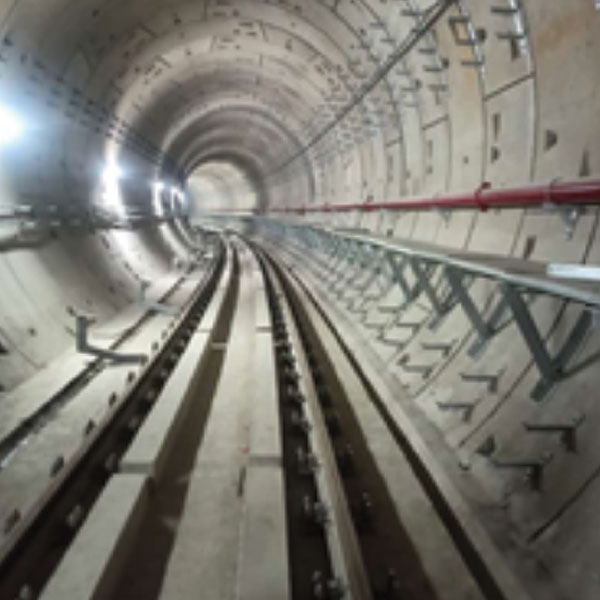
0, 1, 600, 599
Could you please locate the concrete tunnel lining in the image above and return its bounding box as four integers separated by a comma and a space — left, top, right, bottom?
0, 1, 599, 599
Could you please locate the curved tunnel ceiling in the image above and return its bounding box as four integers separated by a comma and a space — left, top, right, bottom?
0, 4, 600, 599
0, 0, 474, 216
0, 1, 597, 383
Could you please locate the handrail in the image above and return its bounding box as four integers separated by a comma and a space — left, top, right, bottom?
261, 221, 599, 400
302, 226, 600, 308
271, 177, 600, 214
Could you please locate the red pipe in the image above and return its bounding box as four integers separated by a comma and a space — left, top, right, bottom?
271, 177, 600, 214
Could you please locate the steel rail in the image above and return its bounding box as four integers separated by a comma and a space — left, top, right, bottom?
0, 235, 227, 599
258, 250, 373, 600
265, 243, 531, 600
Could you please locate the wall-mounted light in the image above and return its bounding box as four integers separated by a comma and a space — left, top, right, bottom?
170, 187, 187, 217
101, 160, 125, 218
0, 106, 24, 145
102, 162, 123, 184
153, 181, 165, 217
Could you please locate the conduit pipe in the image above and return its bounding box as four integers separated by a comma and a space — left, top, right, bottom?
272, 178, 600, 214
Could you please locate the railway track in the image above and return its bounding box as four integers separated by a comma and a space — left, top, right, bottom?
0, 235, 227, 600
0, 230, 529, 600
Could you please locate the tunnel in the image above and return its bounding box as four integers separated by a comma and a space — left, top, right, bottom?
0, 1, 599, 599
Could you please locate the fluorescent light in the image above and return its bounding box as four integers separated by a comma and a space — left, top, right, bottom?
153, 181, 165, 217
101, 160, 125, 218
0, 106, 24, 145
547, 263, 600, 281
102, 162, 123, 183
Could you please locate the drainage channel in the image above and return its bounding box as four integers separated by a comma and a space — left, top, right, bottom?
0, 238, 227, 600
257, 244, 438, 600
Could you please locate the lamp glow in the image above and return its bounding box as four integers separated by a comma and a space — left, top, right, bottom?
0, 106, 24, 145
101, 160, 125, 218
102, 162, 123, 183
153, 181, 165, 217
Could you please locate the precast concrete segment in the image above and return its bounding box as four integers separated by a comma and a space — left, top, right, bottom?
120, 251, 234, 481
158, 241, 287, 600
0, 272, 187, 445
40, 474, 149, 600
0, 273, 207, 542
0, 248, 226, 599
35, 252, 231, 600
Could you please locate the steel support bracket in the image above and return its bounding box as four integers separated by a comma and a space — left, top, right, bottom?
445, 266, 495, 355
501, 285, 593, 400
138, 282, 178, 316
386, 252, 421, 304
409, 257, 447, 328
76, 315, 147, 364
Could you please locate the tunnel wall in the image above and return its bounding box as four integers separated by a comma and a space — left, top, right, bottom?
0, 3, 598, 596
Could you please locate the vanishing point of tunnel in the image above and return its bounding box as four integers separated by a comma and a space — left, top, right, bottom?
0, 1, 599, 599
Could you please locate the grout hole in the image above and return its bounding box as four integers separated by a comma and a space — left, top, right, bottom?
579, 149, 591, 177
492, 112, 501, 140
509, 38, 521, 61
522, 235, 537, 260
544, 129, 558, 151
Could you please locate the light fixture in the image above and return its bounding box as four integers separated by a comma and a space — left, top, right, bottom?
101, 160, 125, 218
153, 181, 165, 217
102, 162, 123, 183
0, 106, 24, 145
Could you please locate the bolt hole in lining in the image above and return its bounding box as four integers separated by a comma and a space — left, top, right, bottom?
579, 149, 591, 177
522, 235, 537, 260
544, 129, 558, 151
492, 112, 501, 140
